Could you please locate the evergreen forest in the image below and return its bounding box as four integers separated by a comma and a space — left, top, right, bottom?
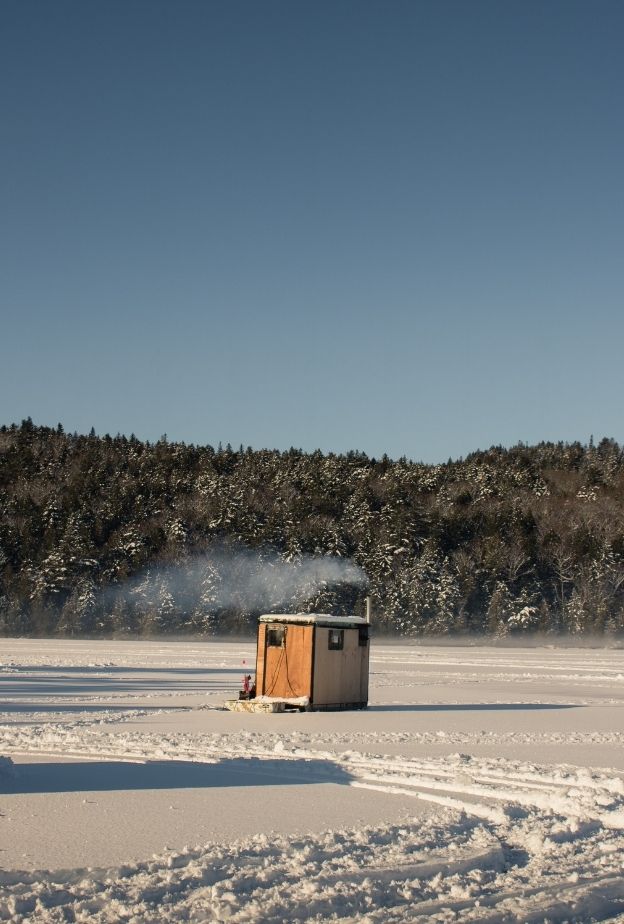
2, 419, 624, 638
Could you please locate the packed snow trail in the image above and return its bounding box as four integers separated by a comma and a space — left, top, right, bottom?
2, 639, 624, 921
3, 724, 624, 827
3, 728, 624, 921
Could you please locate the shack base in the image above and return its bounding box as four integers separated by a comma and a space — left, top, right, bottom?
224, 699, 285, 713
224, 697, 368, 713
224, 695, 310, 714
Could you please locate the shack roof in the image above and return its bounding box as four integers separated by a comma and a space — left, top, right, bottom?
259, 613, 369, 628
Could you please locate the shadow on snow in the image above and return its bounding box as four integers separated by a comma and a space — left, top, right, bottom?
367, 703, 580, 712
0, 703, 192, 715
0, 678, 238, 697
1, 666, 243, 675
1, 757, 354, 794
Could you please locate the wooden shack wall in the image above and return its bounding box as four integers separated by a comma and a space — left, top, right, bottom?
257, 623, 314, 699
359, 635, 370, 704
312, 627, 368, 707
255, 623, 267, 695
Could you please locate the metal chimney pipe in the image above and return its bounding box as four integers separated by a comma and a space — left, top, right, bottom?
365, 596, 372, 624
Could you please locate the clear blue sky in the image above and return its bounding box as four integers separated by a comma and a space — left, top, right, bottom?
2, 1, 623, 462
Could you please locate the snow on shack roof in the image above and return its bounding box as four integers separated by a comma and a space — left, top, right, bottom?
259, 613, 369, 628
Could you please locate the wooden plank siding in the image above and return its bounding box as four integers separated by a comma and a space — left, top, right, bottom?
259, 623, 314, 699
255, 622, 266, 695
312, 628, 367, 707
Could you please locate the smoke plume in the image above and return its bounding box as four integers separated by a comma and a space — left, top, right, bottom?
104, 545, 367, 622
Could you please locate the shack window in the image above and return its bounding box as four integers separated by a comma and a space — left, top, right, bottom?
267, 626, 285, 647
358, 625, 369, 646
328, 629, 344, 650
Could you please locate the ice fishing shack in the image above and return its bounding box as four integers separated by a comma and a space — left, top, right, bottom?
253, 612, 370, 710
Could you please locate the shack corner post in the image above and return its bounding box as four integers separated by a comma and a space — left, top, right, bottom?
225, 598, 372, 713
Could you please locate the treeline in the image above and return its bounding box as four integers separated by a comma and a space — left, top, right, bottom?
1, 419, 624, 637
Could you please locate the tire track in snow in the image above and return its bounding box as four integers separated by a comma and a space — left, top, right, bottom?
3, 724, 624, 828
3, 722, 624, 919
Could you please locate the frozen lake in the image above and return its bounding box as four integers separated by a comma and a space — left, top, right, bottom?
1, 638, 624, 921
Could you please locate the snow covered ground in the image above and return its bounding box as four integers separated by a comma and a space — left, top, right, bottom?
1, 638, 624, 922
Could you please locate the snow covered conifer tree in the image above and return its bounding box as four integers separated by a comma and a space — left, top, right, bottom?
486, 582, 514, 637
